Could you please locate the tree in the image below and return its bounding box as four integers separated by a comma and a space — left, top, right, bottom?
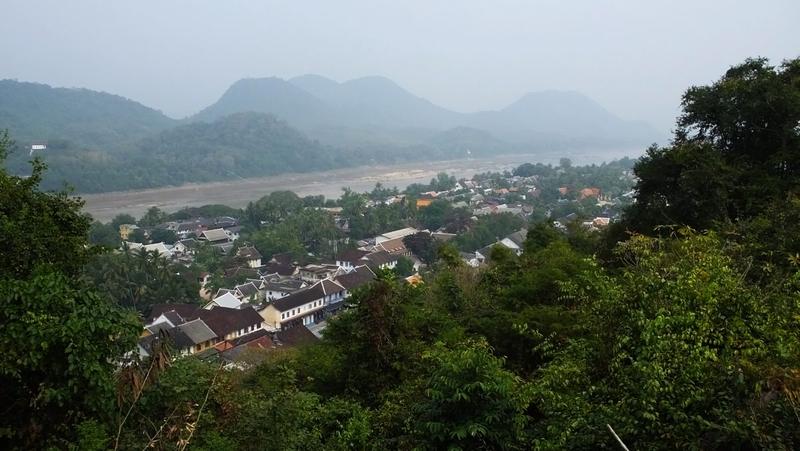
523, 221, 562, 254
88, 221, 120, 248
148, 228, 177, 244
429, 172, 457, 191
0, 130, 92, 279
128, 227, 147, 243
532, 232, 800, 449
625, 57, 800, 235
404, 232, 438, 265
110, 213, 136, 231
0, 131, 139, 447
138, 206, 167, 228
412, 340, 531, 449
418, 199, 451, 230
393, 256, 415, 278
83, 247, 199, 313
0, 272, 140, 448
452, 213, 524, 252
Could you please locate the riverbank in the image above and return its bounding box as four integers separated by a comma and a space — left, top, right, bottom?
81, 150, 640, 221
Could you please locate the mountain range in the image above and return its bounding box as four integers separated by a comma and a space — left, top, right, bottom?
0, 76, 662, 192
194, 75, 658, 146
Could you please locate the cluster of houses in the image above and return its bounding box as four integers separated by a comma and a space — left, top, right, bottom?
120, 216, 242, 263
137, 226, 426, 364
131, 168, 636, 364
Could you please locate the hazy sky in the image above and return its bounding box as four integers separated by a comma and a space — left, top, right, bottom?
2, 1, 798, 131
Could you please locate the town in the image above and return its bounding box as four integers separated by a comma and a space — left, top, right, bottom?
88, 159, 638, 364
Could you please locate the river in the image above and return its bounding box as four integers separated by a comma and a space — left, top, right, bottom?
80, 149, 641, 221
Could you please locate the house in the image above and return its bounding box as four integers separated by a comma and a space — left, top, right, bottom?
298, 263, 343, 283
333, 264, 376, 299
593, 217, 611, 228
204, 292, 243, 310
336, 248, 370, 271
173, 238, 198, 255
375, 227, 418, 244
259, 279, 346, 330
263, 276, 307, 300
416, 198, 433, 208
196, 306, 266, 342
138, 318, 218, 358
142, 303, 265, 357
147, 304, 201, 325
460, 252, 481, 268
498, 229, 527, 256
126, 241, 173, 259
473, 228, 528, 263
363, 250, 398, 270
262, 253, 298, 276
145, 309, 186, 334
198, 228, 231, 245
578, 187, 601, 200
236, 246, 262, 268
233, 282, 262, 302
275, 325, 319, 347
219, 329, 275, 364
375, 237, 411, 257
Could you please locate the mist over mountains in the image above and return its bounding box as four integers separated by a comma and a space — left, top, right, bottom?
0, 76, 662, 192
194, 74, 659, 147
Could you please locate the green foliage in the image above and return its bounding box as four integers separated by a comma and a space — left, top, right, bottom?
452, 213, 525, 252
625, 57, 800, 235
532, 232, 800, 449
88, 220, 120, 248
523, 221, 562, 254
0, 130, 92, 279
0, 270, 139, 448
110, 213, 136, 230
83, 247, 199, 313
393, 256, 415, 277
418, 199, 452, 230
412, 340, 531, 450
138, 206, 167, 227
404, 231, 439, 265
148, 227, 178, 244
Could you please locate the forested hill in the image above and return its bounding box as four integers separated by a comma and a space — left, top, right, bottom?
0, 79, 175, 148
126, 112, 340, 184
5, 113, 344, 192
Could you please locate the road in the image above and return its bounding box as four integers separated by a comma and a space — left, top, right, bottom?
80, 150, 640, 221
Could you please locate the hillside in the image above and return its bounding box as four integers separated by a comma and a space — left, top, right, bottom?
131, 112, 339, 181
8, 113, 342, 192
289, 74, 459, 129
0, 79, 175, 149
191, 77, 335, 128
466, 90, 659, 145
